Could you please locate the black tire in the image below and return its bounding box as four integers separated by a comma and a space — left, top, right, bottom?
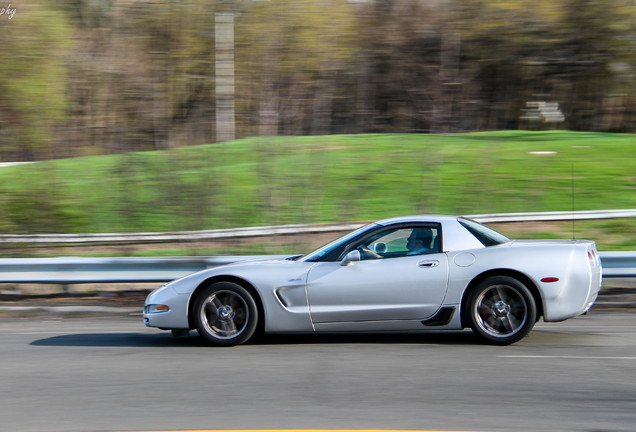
193, 281, 258, 347
467, 276, 537, 345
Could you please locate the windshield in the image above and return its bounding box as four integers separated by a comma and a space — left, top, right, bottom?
458, 217, 509, 246
300, 223, 379, 262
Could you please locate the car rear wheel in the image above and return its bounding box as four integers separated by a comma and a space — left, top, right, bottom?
467, 276, 537, 345
194, 281, 258, 347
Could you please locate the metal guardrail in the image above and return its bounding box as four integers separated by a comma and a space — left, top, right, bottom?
598, 252, 636, 278
0, 209, 634, 244
0, 210, 633, 284
0, 252, 632, 284
467, 209, 636, 223
0, 256, 287, 284
0, 223, 365, 244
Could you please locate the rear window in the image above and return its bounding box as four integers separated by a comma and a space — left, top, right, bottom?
458, 218, 509, 246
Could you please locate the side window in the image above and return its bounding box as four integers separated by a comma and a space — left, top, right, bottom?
348, 225, 441, 260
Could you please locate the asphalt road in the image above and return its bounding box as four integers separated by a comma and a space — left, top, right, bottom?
1, 311, 635, 432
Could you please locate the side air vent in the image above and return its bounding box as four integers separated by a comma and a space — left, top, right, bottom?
421, 306, 456, 327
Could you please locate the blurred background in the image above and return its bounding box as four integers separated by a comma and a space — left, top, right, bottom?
0, 0, 635, 254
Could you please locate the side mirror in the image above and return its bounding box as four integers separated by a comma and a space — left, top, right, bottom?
340, 249, 361, 266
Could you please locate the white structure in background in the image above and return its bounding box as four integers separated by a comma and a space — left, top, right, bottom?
0, 162, 34, 168
215, 13, 235, 142
521, 101, 565, 123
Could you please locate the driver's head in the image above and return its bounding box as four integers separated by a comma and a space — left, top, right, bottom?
407, 228, 433, 251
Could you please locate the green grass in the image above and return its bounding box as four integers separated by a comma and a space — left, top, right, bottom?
0, 131, 634, 251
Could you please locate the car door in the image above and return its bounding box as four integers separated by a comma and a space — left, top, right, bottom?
306, 224, 449, 324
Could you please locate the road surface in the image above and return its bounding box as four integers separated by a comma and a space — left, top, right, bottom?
1, 311, 635, 432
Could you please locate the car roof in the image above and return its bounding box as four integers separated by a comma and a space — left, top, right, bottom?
374, 215, 488, 251
375, 215, 460, 226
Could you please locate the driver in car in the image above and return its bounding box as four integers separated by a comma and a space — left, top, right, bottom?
406, 228, 433, 255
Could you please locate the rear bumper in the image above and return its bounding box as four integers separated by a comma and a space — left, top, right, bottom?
543, 246, 602, 322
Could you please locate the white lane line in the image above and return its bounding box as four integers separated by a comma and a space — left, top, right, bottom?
119, 430, 493, 432
534, 326, 636, 331
0, 330, 144, 335
500, 355, 636, 360
0, 306, 139, 312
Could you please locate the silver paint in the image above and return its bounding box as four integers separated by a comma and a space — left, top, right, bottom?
143, 215, 602, 342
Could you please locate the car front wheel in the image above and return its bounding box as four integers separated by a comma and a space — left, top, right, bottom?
193, 281, 258, 347
467, 276, 537, 345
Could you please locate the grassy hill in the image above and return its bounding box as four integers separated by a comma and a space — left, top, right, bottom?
0, 131, 634, 252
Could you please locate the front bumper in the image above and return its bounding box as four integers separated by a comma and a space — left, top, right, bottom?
143, 284, 191, 330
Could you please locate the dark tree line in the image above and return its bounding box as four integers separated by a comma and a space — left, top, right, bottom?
1, 0, 635, 161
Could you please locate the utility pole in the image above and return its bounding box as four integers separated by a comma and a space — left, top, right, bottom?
215, 12, 235, 142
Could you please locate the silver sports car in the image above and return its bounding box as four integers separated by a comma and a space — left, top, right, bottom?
144, 215, 602, 346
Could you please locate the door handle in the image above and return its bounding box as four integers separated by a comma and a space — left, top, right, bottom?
418, 260, 439, 268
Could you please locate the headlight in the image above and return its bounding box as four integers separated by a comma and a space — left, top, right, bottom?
144, 304, 170, 314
